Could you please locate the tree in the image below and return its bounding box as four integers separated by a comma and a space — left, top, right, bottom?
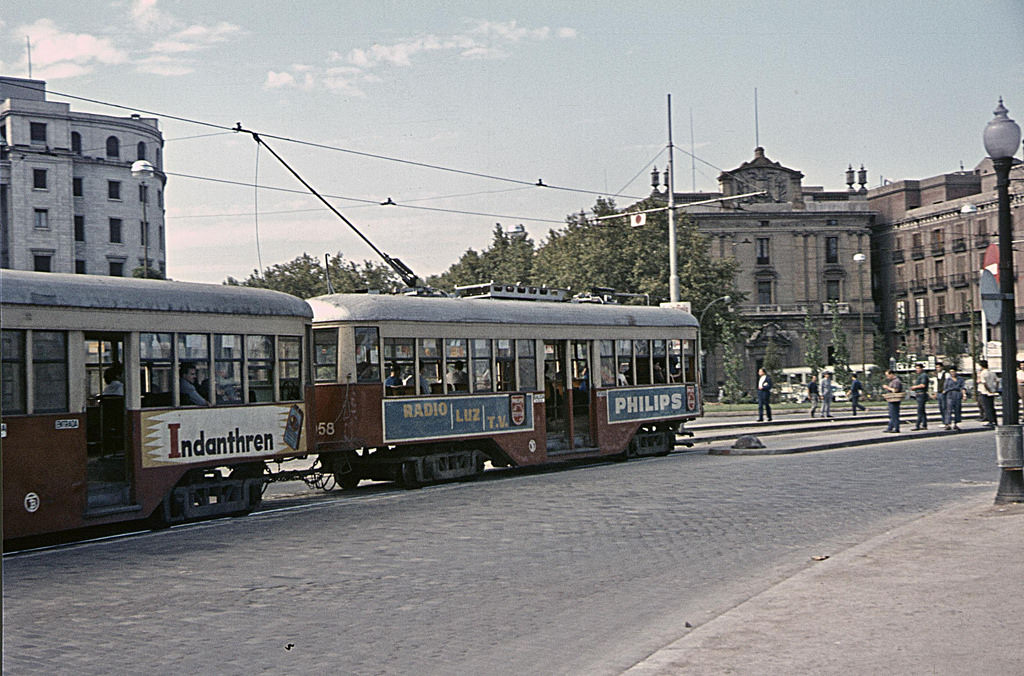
429, 225, 535, 291
802, 314, 825, 377
226, 252, 399, 298
829, 302, 852, 386
132, 266, 166, 280
939, 326, 965, 369
719, 319, 747, 404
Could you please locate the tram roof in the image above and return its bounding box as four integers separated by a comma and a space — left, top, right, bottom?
0, 270, 313, 318
308, 293, 699, 328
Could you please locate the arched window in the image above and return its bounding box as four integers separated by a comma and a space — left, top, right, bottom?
71, 131, 82, 154
106, 136, 120, 159
137, 141, 146, 160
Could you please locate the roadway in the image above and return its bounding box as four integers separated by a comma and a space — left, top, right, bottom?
2, 417, 1000, 674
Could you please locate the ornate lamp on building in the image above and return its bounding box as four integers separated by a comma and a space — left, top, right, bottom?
983, 98, 1024, 503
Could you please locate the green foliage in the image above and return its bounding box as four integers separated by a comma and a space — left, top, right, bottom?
802, 314, 825, 377
939, 327, 965, 367
427, 225, 536, 291
720, 320, 747, 404
225, 252, 400, 298
132, 266, 166, 280
829, 302, 852, 386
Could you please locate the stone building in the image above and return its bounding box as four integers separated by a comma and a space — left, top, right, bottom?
868, 157, 1024, 374
0, 76, 166, 277
651, 147, 878, 394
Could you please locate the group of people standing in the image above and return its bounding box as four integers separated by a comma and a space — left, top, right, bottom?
755, 368, 867, 422
884, 361, 1002, 433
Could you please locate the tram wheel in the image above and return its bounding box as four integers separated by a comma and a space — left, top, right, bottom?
399, 461, 421, 489
336, 472, 361, 490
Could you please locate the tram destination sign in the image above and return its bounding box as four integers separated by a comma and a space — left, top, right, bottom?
383, 393, 534, 443
606, 384, 698, 424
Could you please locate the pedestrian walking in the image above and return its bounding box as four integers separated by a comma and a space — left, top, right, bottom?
882, 368, 904, 433
820, 372, 834, 418
911, 363, 930, 430
977, 359, 998, 427
942, 364, 964, 431
756, 367, 773, 422
849, 372, 866, 415
807, 375, 820, 417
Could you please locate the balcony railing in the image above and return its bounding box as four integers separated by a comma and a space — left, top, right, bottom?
911, 246, 926, 260
910, 280, 928, 294
737, 302, 850, 315
892, 249, 905, 263
931, 243, 945, 256
821, 302, 850, 314
893, 281, 908, 297
952, 238, 967, 252
975, 235, 991, 249
930, 276, 948, 291
951, 272, 969, 287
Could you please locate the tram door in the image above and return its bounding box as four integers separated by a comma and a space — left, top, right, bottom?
85, 333, 130, 505
543, 341, 570, 450
570, 340, 592, 448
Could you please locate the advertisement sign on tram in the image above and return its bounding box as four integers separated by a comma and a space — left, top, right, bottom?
383, 393, 534, 443
140, 404, 306, 468
606, 384, 697, 424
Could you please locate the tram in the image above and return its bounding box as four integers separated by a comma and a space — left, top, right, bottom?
1, 270, 313, 540
308, 285, 701, 487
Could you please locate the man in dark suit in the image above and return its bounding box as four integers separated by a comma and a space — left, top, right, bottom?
756, 367, 773, 422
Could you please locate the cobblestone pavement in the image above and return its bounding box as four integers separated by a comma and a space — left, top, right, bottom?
3, 434, 995, 675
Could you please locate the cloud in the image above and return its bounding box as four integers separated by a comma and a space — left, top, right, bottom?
17, 18, 127, 79
269, 19, 578, 94
265, 71, 296, 89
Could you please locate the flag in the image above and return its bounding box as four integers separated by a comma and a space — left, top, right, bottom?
630, 212, 646, 227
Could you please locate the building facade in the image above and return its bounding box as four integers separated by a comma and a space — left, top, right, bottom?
868, 157, 1024, 374
0, 77, 166, 277
653, 147, 878, 393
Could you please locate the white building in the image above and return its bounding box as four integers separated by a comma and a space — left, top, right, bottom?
0, 76, 166, 277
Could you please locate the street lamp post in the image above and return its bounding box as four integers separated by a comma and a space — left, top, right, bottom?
983, 98, 1024, 503
131, 160, 155, 278
697, 295, 731, 396
854, 252, 867, 373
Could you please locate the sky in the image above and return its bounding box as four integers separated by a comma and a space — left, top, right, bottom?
2, 0, 1023, 285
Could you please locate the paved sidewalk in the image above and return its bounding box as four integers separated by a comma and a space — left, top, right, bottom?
625, 494, 1024, 674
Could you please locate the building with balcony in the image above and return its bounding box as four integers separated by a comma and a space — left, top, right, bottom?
869, 158, 1024, 371
0, 76, 166, 277
650, 147, 878, 393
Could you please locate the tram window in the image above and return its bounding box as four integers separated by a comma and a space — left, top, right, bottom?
653, 340, 668, 383
2, 330, 27, 414
418, 338, 441, 394
471, 339, 492, 392
683, 339, 696, 383
178, 334, 209, 405
517, 340, 537, 391
668, 339, 682, 382
383, 338, 414, 395
444, 339, 468, 393
33, 331, 68, 413
279, 336, 302, 401
313, 329, 338, 383
214, 334, 243, 404
140, 332, 173, 407
597, 341, 614, 387
354, 328, 380, 383
246, 335, 274, 403
634, 340, 652, 385
615, 340, 632, 386
495, 339, 515, 392
571, 341, 590, 390
85, 337, 121, 399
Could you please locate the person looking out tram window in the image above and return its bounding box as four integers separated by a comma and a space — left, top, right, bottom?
101, 363, 124, 397
179, 362, 210, 406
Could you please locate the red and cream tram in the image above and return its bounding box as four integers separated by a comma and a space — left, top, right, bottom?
308, 289, 701, 487
2, 271, 312, 540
